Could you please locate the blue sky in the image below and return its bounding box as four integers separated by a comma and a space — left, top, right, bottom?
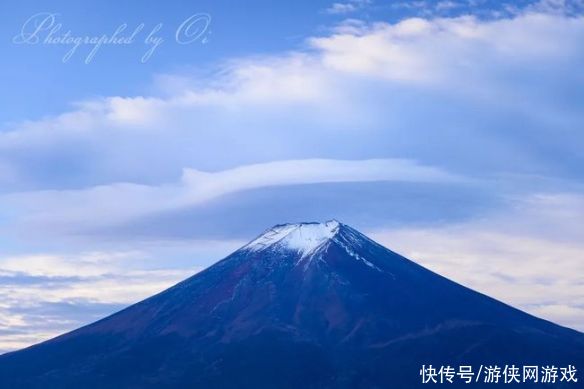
0, 0, 583, 352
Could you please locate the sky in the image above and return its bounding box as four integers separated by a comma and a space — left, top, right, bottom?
0, 0, 583, 353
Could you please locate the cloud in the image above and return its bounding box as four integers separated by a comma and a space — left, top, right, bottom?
369, 192, 584, 331
0, 251, 142, 278
0, 246, 223, 354
180, 158, 465, 199
0, 268, 188, 353
390, 0, 584, 18
0, 232, 246, 354
0, 10, 581, 195
312, 13, 584, 86
0, 158, 464, 238
435, 1, 461, 11
0, 11, 581, 195
521, 0, 584, 16
325, 0, 372, 14
326, 3, 359, 14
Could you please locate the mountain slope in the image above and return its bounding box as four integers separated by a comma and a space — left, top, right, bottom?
0, 221, 582, 388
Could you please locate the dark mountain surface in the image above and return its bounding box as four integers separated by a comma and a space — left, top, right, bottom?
0, 221, 582, 388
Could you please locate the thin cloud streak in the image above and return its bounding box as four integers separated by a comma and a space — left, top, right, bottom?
1, 158, 465, 235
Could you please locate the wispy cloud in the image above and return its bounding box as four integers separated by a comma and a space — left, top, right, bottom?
518, 0, 584, 16
325, 0, 372, 14
0, 248, 219, 354
1, 10, 582, 194
370, 193, 584, 331
1, 158, 464, 238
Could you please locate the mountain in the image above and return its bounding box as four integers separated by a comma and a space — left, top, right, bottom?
0, 221, 582, 388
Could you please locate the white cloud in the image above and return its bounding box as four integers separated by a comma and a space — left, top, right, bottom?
0, 331, 58, 355
3, 11, 581, 141
104, 96, 167, 127
0, 267, 194, 353
0, 10, 581, 194
0, 251, 142, 278
369, 193, 584, 331
1, 158, 464, 235
181, 158, 465, 200
326, 3, 359, 14
312, 13, 584, 85
0, 247, 217, 354
0, 232, 247, 354
530, 304, 584, 330
522, 0, 584, 16
436, 1, 461, 11
0, 268, 194, 305
325, 0, 372, 15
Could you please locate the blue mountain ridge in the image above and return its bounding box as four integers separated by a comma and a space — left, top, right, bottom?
0, 220, 582, 388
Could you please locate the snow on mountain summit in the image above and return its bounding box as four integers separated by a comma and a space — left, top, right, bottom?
244, 220, 341, 256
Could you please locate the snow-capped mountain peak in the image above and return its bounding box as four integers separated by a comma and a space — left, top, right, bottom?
244, 220, 341, 256
2, 221, 583, 388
